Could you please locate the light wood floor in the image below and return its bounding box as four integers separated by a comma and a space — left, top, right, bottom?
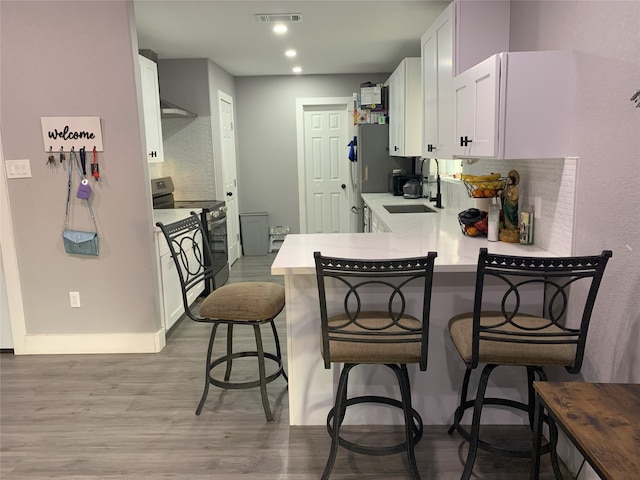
0, 253, 573, 479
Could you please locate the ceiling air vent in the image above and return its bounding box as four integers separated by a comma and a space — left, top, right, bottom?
255, 13, 302, 23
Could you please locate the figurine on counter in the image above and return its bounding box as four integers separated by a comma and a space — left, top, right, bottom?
499, 170, 521, 243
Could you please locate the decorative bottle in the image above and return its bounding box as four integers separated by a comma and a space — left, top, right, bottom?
488, 200, 500, 242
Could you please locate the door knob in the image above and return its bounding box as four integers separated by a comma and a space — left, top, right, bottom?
341, 184, 346, 189
226, 192, 232, 196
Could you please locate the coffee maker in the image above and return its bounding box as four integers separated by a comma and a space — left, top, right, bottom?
390, 173, 422, 196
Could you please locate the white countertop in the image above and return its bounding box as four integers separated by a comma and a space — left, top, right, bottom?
271, 193, 554, 275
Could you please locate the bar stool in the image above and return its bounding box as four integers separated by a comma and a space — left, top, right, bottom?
156, 212, 287, 421
314, 251, 438, 480
447, 248, 612, 479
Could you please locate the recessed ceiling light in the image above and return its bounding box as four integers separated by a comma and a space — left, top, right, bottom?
273, 24, 288, 34
292, 66, 302, 74
285, 49, 297, 58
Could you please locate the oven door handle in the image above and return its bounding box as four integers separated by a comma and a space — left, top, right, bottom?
209, 216, 226, 227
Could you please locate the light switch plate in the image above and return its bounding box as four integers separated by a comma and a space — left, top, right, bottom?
6, 159, 32, 178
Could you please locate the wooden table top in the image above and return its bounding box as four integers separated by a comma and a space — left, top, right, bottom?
534, 382, 640, 480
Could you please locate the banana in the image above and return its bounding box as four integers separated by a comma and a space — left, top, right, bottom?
461, 173, 502, 182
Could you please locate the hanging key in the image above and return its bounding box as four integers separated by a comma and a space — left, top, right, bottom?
46, 147, 55, 166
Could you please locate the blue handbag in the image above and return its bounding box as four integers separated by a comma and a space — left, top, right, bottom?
63, 150, 99, 256
62, 230, 99, 256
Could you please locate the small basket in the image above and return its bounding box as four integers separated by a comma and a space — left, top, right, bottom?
458, 218, 487, 237
462, 178, 506, 198
458, 209, 488, 237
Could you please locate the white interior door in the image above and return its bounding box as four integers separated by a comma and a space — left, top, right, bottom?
218, 91, 240, 265
301, 104, 350, 233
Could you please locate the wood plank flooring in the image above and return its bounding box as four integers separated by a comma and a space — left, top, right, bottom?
0, 253, 573, 479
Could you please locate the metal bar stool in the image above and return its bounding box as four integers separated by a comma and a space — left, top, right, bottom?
447, 248, 612, 479
314, 251, 438, 479
156, 212, 288, 421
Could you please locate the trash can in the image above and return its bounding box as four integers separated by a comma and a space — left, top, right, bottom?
240, 212, 269, 255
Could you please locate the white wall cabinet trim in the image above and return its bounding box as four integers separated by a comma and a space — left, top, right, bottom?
139, 54, 164, 163
387, 58, 422, 157
453, 51, 573, 160
421, 0, 510, 160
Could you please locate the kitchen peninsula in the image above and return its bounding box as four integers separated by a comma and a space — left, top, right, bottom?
271, 194, 556, 426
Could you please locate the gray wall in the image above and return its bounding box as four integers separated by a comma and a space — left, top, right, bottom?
1, 1, 160, 342
234, 74, 389, 232
1, 0, 638, 391
155, 58, 237, 202
508, 1, 640, 384
158, 59, 211, 117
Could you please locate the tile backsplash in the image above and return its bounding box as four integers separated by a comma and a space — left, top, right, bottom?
439, 158, 577, 256
160, 117, 216, 200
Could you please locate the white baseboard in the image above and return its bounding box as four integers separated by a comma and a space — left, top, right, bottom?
13, 329, 167, 355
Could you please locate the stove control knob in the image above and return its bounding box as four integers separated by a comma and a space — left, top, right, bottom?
211, 210, 220, 218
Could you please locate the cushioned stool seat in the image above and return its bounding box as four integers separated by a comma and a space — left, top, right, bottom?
200, 282, 285, 321
448, 312, 577, 367
325, 312, 423, 364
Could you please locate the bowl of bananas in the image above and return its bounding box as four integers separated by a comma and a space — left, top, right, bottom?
461, 173, 506, 198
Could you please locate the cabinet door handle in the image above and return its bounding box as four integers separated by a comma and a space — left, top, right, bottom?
394, 146, 399, 151
149, 151, 157, 157
427, 144, 436, 152
459, 136, 473, 147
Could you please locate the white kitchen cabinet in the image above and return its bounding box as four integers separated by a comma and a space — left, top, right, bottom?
139, 54, 164, 163
387, 58, 422, 157
370, 210, 390, 233
452, 51, 573, 159
421, 1, 510, 159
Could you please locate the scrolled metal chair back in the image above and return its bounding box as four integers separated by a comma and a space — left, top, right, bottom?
472, 248, 612, 372
314, 251, 437, 370
156, 212, 213, 322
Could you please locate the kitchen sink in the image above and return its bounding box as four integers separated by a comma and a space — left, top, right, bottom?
383, 204, 436, 214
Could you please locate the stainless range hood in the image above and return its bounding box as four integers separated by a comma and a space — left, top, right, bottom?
160, 98, 198, 119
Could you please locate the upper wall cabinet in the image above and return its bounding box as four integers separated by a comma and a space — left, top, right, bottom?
452, 51, 573, 159
387, 58, 422, 157
138, 54, 164, 163
421, 1, 510, 159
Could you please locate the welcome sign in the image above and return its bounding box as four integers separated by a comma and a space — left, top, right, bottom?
41, 116, 104, 152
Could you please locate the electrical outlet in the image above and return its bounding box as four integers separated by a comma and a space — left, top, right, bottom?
69, 291, 81, 308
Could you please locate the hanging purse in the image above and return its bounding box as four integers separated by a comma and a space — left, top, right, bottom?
62, 150, 99, 256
